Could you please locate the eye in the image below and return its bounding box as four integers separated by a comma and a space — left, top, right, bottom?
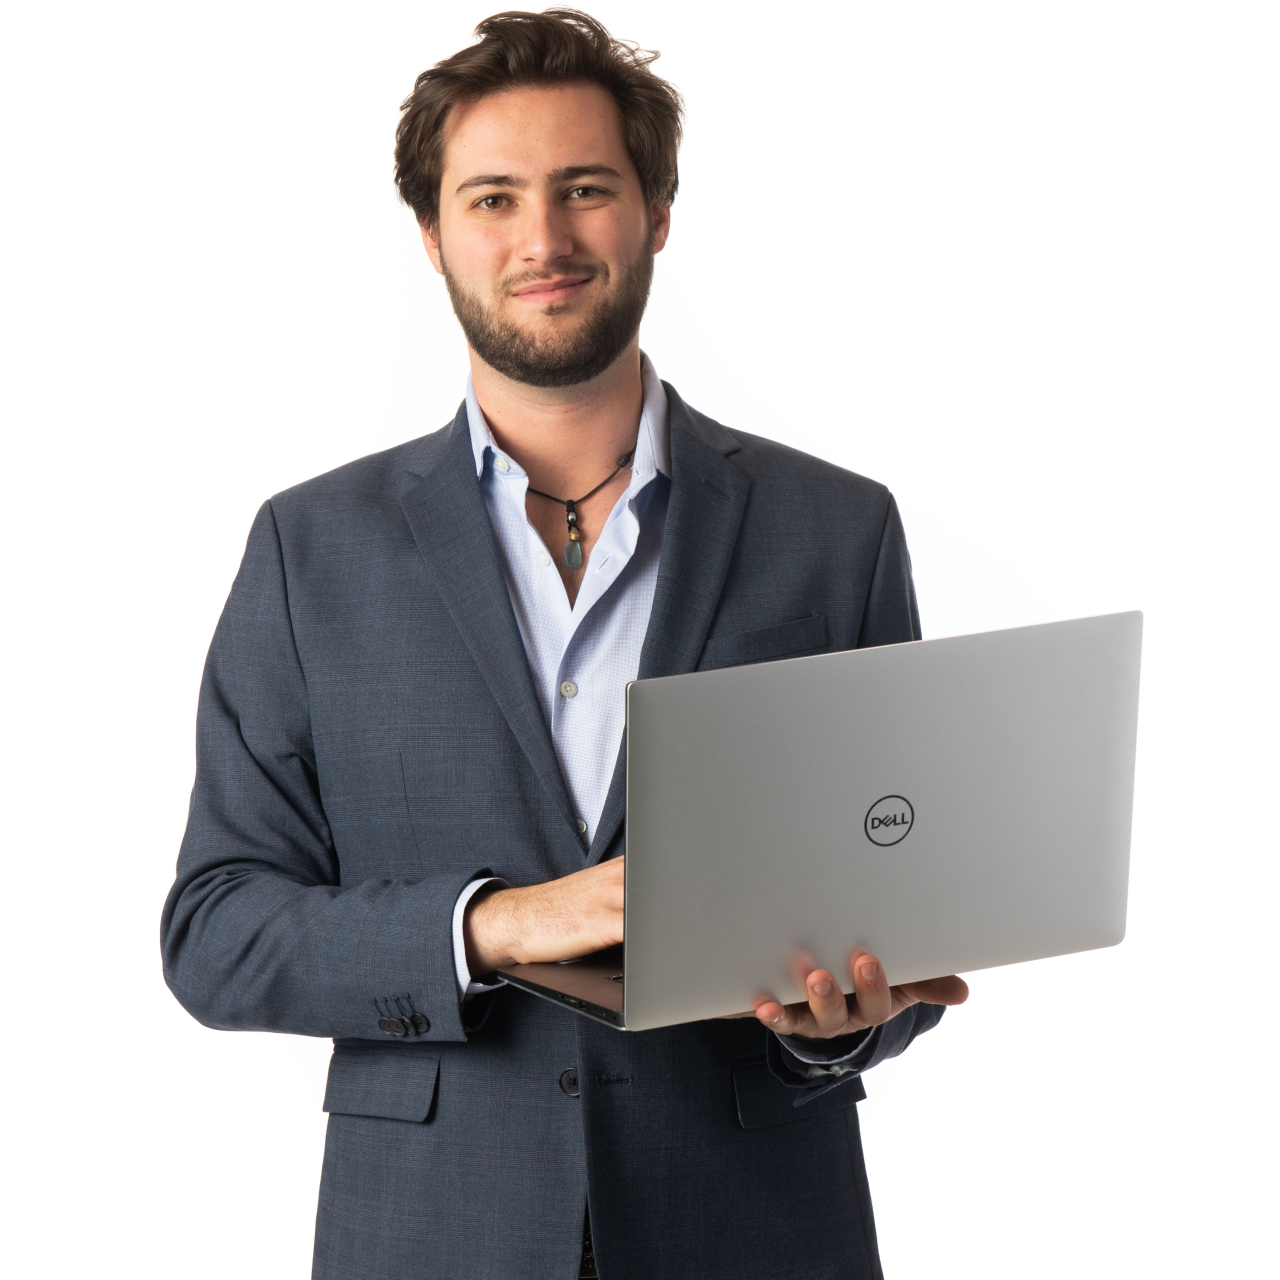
566, 185, 605, 200
476, 195, 507, 211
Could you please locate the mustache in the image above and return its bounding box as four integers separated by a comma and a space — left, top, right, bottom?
500, 262, 606, 294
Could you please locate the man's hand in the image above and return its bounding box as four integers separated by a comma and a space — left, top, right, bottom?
753, 951, 969, 1039
464, 857, 625, 974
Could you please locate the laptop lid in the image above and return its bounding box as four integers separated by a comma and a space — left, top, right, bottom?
617, 611, 1142, 1032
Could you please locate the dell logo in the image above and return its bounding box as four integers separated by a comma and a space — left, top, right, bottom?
864, 795, 914, 847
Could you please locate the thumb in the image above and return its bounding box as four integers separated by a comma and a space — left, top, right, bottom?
896, 975, 969, 1007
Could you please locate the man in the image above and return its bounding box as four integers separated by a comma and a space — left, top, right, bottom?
162, 10, 967, 1279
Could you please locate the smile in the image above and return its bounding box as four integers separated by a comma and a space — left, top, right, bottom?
510, 276, 594, 305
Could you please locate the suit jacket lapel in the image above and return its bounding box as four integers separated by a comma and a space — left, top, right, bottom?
399, 408, 582, 854
587, 386, 750, 864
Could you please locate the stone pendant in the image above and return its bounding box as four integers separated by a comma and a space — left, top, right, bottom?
563, 502, 582, 568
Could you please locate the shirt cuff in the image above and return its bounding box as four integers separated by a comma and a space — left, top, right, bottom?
773, 1027, 876, 1079
451, 876, 510, 1000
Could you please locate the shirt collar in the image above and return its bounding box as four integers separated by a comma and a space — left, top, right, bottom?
466, 352, 671, 483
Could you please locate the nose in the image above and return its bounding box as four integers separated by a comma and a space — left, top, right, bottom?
518, 195, 574, 267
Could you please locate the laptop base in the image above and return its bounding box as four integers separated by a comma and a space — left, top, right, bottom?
497, 945, 627, 1029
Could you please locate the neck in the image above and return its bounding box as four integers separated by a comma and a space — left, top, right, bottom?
469, 339, 645, 497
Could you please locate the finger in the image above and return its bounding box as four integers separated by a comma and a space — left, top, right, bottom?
849, 952, 892, 1026
787, 952, 818, 989
753, 997, 813, 1038
753, 999, 787, 1031
805, 969, 852, 1036
896, 974, 969, 1007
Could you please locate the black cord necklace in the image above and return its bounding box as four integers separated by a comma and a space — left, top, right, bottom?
526, 449, 635, 568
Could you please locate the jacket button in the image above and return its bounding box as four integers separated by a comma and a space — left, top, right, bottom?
559, 1068, 580, 1097
409, 1013, 430, 1034
377, 1018, 392, 1032
384, 1018, 407, 1036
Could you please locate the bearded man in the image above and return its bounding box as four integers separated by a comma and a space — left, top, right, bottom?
162, 10, 966, 1279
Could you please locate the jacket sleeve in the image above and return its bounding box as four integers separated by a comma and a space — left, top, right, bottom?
856, 493, 922, 649
767, 1004, 945, 1099
160, 501, 486, 1043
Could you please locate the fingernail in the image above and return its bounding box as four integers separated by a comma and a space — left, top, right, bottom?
763, 1013, 781, 1025
859, 962, 879, 985
812, 979, 833, 996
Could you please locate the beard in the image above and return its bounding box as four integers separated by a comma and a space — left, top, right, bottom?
440, 234, 654, 388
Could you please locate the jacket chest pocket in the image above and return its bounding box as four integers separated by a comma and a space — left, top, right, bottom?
701, 613, 831, 671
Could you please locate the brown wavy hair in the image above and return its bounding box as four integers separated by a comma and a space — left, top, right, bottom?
394, 9, 684, 230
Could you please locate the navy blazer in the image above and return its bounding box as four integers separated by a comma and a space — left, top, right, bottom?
162, 385, 942, 1280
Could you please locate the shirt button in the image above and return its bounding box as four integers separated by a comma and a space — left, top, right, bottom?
538, 550, 551, 567
496, 456, 511, 473
559, 680, 578, 699
577, 818, 588, 835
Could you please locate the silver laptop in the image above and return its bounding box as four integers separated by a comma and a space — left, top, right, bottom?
498, 611, 1142, 1031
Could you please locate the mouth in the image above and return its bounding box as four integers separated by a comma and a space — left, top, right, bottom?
509, 275, 594, 306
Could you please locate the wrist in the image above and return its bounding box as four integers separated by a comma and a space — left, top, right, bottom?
464, 884, 518, 973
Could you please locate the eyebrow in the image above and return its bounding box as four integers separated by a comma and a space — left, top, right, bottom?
454, 164, 624, 195
455, 173, 525, 194
548, 165, 623, 184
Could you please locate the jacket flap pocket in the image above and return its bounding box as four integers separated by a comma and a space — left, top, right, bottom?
731, 1057, 865, 1130
323, 1044, 440, 1123
702, 613, 830, 670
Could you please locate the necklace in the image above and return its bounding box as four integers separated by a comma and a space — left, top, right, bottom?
526, 449, 636, 569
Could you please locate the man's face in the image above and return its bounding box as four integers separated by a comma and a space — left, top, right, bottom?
423, 82, 671, 387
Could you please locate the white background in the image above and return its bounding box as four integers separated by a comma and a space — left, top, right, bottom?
2, 2, 1276, 1276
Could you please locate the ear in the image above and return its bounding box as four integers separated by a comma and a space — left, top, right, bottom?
651, 202, 672, 255
420, 222, 445, 275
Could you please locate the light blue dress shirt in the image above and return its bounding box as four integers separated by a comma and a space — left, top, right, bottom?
450, 355, 875, 1072
467, 353, 671, 844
